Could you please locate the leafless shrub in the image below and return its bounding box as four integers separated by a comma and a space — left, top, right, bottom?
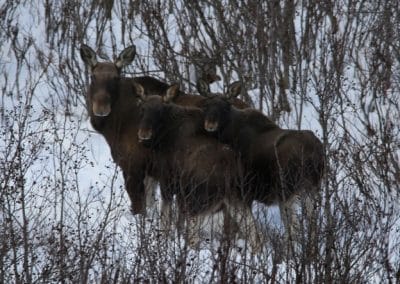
0, 0, 399, 282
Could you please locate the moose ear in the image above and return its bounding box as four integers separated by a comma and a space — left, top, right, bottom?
133, 82, 146, 102
163, 84, 180, 103
80, 44, 98, 71
115, 45, 136, 69
226, 81, 242, 99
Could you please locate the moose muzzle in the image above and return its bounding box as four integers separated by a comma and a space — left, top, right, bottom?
138, 128, 153, 142
204, 120, 219, 132
92, 101, 111, 117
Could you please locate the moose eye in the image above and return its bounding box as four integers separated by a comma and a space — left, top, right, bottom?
90, 75, 96, 82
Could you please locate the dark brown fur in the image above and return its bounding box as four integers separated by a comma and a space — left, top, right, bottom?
137, 94, 240, 216
81, 44, 188, 214
201, 96, 324, 204
136, 88, 261, 249
200, 93, 324, 237
80, 45, 250, 215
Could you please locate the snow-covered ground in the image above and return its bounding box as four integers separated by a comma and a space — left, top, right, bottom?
1, 1, 399, 282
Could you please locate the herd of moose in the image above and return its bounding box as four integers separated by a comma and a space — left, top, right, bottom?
80, 44, 324, 251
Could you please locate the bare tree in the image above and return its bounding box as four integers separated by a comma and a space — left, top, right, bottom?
0, 0, 399, 282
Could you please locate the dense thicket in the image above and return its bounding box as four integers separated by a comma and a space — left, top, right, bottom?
0, 1, 399, 282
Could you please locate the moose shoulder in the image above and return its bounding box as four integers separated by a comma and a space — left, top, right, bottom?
199, 82, 324, 239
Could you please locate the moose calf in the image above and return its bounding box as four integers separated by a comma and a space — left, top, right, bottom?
198, 82, 324, 241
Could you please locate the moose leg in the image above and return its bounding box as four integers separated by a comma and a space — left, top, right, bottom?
123, 170, 147, 215
301, 190, 315, 231
186, 202, 224, 249
187, 215, 206, 249
279, 194, 301, 242
224, 199, 261, 252
159, 199, 174, 235
221, 207, 239, 240
301, 189, 318, 248
281, 191, 319, 262
144, 175, 158, 209
159, 188, 174, 234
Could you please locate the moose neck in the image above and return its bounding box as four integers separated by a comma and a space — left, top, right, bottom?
219, 107, 278, 157
216, 107, 244, 151
149, 105, 204, 151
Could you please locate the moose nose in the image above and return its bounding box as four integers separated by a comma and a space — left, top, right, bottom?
92, 103, 111, 117
94, 110, 111, 117
204, 120, 218, 132
138, 128, 152, 142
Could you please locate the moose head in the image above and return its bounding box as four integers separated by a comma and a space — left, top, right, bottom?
198, 80, 242, 132
136, 84, 180, 143
80, 44, 136, 117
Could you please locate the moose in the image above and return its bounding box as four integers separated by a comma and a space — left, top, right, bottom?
80, 45, 250, 220
135, 83, 261, 250
198, 82, 324, 240
80, 44, 179, 215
